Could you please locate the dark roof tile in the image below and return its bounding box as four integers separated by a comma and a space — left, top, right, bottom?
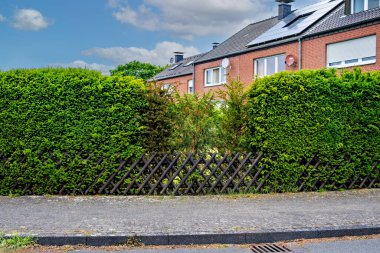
152, 53, 206, 81
306, 5, 380, 36
196, 17, 280, 63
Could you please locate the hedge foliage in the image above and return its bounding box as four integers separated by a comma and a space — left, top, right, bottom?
0, 67, 379, 195
0, 68, 147, 194
247, 68, 380, 191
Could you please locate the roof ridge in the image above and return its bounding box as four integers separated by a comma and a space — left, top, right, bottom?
184, 52, 208, 60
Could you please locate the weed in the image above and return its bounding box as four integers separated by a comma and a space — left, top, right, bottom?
0, 234, 35, 249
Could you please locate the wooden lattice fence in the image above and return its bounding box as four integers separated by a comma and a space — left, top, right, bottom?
0, 151, 379, 195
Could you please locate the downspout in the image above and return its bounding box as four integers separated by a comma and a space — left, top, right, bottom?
192, 64, 195, 93
298, 36, 303, 70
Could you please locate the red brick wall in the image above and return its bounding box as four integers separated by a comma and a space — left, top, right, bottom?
194, 42, 299, 95
303, 24, 380, 71
163, 24, 380, 96
155, 75, 193, 96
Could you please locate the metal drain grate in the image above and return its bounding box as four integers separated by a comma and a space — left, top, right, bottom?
251, 244, 293, 253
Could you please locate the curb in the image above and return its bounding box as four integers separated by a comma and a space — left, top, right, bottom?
29, 226, 380, 246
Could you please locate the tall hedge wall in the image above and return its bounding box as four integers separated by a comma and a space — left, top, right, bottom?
247, 69, 379, 191
0, 68, 147, 194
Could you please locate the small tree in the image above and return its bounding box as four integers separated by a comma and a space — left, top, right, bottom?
141, 82, 174, 153
110, 61, 166, 81
217, 79, 250, 152
170, 92, 222, 153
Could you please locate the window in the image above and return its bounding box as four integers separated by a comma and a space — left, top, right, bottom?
204, 67, 227, 86
162, 84, 174, 94
327, 35, 376, 68
188, 80, 194, 94
352, 0, 380, 13
254, 54, 286, 78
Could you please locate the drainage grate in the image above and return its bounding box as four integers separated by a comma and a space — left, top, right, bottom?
251, 244, 293, 253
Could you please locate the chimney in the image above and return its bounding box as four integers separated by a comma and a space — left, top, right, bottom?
174, 52, 184, 63
276, 0, 294, 20
212, 43, 220, 49
344, 0, 351, 15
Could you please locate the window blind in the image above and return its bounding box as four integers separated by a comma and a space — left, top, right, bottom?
327, 35, 376, 64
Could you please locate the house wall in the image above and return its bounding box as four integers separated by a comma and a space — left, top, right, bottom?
302, 23, 380, 71
170, 24, 380, 96
155, 75, 193, 95
194, 42, 299, 95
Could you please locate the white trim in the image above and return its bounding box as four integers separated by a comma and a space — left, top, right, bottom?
188, 79, 194, 94
204, 66, 227, 87
327, 57, 376, 68
351, 0, 380, 13
254, 54, 286, 78
264, 58, 268, 76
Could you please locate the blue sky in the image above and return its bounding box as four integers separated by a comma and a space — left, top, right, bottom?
0, 0, 319, 74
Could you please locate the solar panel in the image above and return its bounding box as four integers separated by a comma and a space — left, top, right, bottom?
184, 60, 194, 67
247, 0, 343, 47
169, 64, 181, 70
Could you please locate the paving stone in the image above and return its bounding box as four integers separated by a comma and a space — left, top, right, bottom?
0, 190, 379, 244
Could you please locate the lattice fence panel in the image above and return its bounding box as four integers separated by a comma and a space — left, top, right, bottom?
0, 151, 379, 195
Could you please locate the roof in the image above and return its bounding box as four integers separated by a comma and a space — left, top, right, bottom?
196, 0, 346, 64
247, 0, 342, 46
196, 17, 280, 63
154, 0, 380, 78
305, 3, 380, 36
152, 53, 206, 81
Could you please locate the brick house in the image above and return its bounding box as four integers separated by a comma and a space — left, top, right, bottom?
153, 0, 380, 95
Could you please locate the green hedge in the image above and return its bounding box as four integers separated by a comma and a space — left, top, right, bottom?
0, 68, 147, 194
247, 68, 380, 191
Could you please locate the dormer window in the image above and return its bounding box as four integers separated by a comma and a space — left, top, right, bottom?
351, 0, 379, 13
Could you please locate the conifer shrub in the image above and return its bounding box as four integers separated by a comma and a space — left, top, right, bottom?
247, 68, 380, 191
0, 68, 147, 194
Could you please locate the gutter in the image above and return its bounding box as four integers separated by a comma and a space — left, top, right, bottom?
153, 72, 194, 82
192, 64, 195, 93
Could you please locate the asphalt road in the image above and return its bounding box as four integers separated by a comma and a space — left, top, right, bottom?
62, 238, 380, 253
291, 238, 380, 253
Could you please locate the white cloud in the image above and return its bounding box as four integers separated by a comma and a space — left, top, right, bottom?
82, 41, 200, 66
109, 0, 328, 39
13, 9, 50, 31
0, 14, 5, 22
53, 60, 114, 75
109, 0, 273, 39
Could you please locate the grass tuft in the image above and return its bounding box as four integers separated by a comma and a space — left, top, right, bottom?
0, 234, 35, 249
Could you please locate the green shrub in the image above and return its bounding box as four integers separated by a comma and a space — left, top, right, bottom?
217, 79, 250, 152
247, 68, 380, 191
170, 92, 222, 153
0, 68, 147, 195
141, 82, 175, 153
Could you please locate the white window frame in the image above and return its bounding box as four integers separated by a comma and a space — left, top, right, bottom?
254, 54, 286, 78
188, 80, 194, 94
328, 57, 376, 68
326, 35, 377, 69
162, 83, 174, 94
204, 67, 227, 87
351, 0, 380, 13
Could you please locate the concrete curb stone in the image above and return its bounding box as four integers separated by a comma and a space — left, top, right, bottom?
28, 226, 380, 246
